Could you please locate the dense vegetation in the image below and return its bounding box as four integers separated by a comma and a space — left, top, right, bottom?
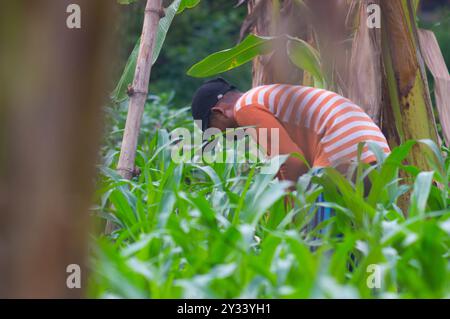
89, 95, 450, 298
89, 0, 450, 299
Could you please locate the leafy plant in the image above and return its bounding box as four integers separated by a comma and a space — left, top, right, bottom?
187, 34, 274, 78
187, 33, 328, 87
90, 95, 450, 299
96, 1, 450, 299
178, 0, 201, 13
287, 36, 326, 88
112, 0, 201, 102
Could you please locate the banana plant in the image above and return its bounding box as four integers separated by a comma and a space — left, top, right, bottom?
187, 33, 327, 89
380, 0, 440, 171
187, 34, 275, 78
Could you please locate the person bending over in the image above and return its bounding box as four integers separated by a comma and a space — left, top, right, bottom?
191, 78, 390, 183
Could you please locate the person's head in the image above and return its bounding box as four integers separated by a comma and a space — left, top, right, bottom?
191, 78, 242, 132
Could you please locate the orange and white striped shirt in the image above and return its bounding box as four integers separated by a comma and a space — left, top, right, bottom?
234, 84, 390, 168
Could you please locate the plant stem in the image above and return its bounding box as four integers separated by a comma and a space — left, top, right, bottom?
106, 0, 163, 234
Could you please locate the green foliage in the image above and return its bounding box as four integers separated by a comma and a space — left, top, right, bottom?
187, 33, 329, 89
102, 92, 189, 156
287, 36, 326, 89
152, 0, 250, 104
117, 0, 140, 5
187, 34, 274, 78
112, 40, 140, 103
98, 1, 450, 299
115, 0, 251, 106
90, 95, 450, 299
178, 0, 201, 13
112, 0, 195, 103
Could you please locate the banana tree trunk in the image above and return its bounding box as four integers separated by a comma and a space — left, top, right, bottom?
304, 0, 354, 95
380, 0, 440, 169
247, 0, 355, 91
246, 0, 305, 86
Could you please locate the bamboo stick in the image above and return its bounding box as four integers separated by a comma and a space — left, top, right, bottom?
106, 0, 164, 234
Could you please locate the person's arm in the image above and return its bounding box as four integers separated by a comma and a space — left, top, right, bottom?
235, 104, 308, 183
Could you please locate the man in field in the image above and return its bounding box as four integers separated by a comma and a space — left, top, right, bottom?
191, 78, 390, 183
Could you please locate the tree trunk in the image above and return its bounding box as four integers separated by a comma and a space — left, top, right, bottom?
0, 0, 115, 298
116, 0, 163, 180
380, 0, 440, 169
304, 0, 355, 95
246, 0, 305, 86
105, 0, 163, 234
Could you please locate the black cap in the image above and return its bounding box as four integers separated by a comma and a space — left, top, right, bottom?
191, 78, 236, 131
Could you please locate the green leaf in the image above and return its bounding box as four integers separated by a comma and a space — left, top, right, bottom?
177, 0, 201, 13
117, 0, 139, 4
413, 0, 420, 15
111, 40, 140, 102
111, 0, 182, 102
286, 36, 325, 88
409, 171, 434, 217
154, 0, 181, 65
367, 140, 416, 206
187, 34, 274, 78
418, 139, 446, 177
